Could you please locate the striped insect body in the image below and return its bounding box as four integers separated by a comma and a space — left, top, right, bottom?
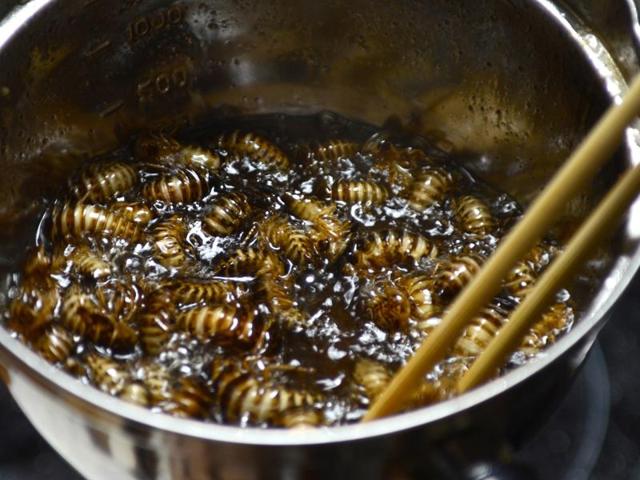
203, 192, 252, 236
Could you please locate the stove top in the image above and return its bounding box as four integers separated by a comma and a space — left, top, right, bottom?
2, 275, 639, 480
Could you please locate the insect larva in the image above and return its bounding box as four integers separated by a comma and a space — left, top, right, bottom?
176, 304, 262, 346
8, 284, 59, 339
164, 280, 238, 306
164, 377, 212, 419
256, 274, 307, 328
215, 247, 285, 278
71, 245, 112, 280
142, 167, 210, 204
454, 304, 508, 357
331, 180, 389, 205
210, 359, 318, 424
111, 202, 154, 226
310, 140, 359, 162
406, 168, 454, 211
71, 162, 138, 202
215, 130, 290, 170
150, 215, 190, 269
34, 325, 75, 365
120, 382, 151, 407
436, 255, 484, 294
455, 195, 496, 235
96, 281, 142, 325
62, 286, 138, 352
277, 407, 325, 429
521, 303, 573, 355
504, 261, 537, 298
286, 196, 351, 260
136, 134, 222, 171
23, 245, 52, 279
522, 243, 558, 272
203, 192, 252, 236
363, 281, 411, 332
86, 353, 131, 396
51, 203, 141, 243
355, 230, 437, 270
141, 362, 172, 403
260, 216, 314, 266
137, 305, 174, 356
353, 359, 392, 402
395, 273, 440, 320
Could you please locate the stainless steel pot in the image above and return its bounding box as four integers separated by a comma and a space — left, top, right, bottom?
1, 1, 640, 479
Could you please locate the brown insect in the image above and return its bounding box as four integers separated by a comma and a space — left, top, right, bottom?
521, 303, 574, 355
210, 359, 319, 424
137, 306, 173, 356
256, 274, 307, 328
71, 245, 112, 280
522, 243, 558, 272
140, 362, 172, 403
111, 202, 154, 226
22, 244, 53, 279
215, 247, 285, 278
362, 280, 411, 332
203, 192, 253, 236
8, 283, 59, 340
150, 215, 190, 269
286, 196, 351, 260
164, 377, 212, 419
163, 280, 239, 306
96, 280, 142, 325
62, 285, 138, 352
406, 168, 454, 212
436, 255, 484, 294
454, 304, 508, 357
86, 352, 132, 396
136, 134, 222, 171
71, 162, 138, 202
455, 195, 496, 235
260, 215, 314, 266
52, 203, 141, 243
353, 358, 392, 402
309, 140, 359, 162
176, 304, 262, 346
355, 229, 438, 270
395, 272, 441, 321
504, 261, 537, 298
277, 407, 325, 429
34, 325, 75, 365
142, 167, 211, 204
215, 130, 290, 170
331, 180, 389, 205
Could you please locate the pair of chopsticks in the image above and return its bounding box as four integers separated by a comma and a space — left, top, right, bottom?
363, 74, 640, 422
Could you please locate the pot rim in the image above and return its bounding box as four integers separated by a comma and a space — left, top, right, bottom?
1, 0, 639, 447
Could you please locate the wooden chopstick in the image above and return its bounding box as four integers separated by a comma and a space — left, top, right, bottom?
362, 74, 640, 422
457, 161, 640, 392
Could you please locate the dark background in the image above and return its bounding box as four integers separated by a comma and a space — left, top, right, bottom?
1, 274, 640, 479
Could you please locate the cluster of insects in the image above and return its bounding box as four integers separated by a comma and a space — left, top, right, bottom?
3, 114, 574, 427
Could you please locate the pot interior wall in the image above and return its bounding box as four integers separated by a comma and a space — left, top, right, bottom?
0, 1, 630, 341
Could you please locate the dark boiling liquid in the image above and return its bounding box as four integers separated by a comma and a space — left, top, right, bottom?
3, 113, 574, 427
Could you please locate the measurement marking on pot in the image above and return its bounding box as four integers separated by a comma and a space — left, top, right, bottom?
85, 40, 111, 58
136, 63, 190, 103
127, 5, 186, 43
99, 100, 125, 118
